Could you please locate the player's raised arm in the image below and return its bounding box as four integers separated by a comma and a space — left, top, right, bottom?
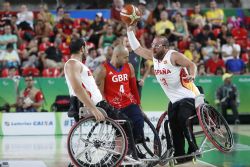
126, 26, 153, 60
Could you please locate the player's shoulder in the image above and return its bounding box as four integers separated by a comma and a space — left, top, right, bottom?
65, 59, 82, 67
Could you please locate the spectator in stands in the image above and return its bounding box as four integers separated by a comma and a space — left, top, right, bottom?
172, 12, 189, 39
7, 65, 20, 80
150, 1, 166, 24
104, 45, 113, 61
169, 0, 186, 20
154, 10, 174, 36
197, 63, 207, 76
189, 4, 205, 29
205, 0, 224, 28
195, 24, 216, 48
217, 23, 230, 46
0, 1, 14, 30
16, 5, 34, 30
226, 51, 245, 74
0, 43, 20, 68
86, 48, 106, 72
184, 42, 200, 64
137, 0, 150, 28
98, 25, 116, 48
56, 12, 74, 39
201, 39, 216, 62
163, 28, 178, 48
87, 12, 105, 47
140, 25, 155, 49
21, 39, 39, 68
227, 16, 243, 29
34, 19, 53, 40
110, 0, 124, 21
206, 49, 225, 75
42, 40, 63, 70
221, 33, 241, 62
0, 24, 18, 50
37, 4, 54, 25
12, 75, 44, 112
216, 73, 240, 124
215, 66, 224, 75
54, 6, 65, 23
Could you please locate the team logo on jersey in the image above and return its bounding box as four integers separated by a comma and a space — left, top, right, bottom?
154, 68, 171, 75
112, 74, 128, 82
109, 71, 113, 75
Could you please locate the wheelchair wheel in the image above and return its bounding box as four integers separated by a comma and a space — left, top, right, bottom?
156, 112, 174, 165
135, 115, 162, 167
197, 104, 234, 153
67, 116, 128, 167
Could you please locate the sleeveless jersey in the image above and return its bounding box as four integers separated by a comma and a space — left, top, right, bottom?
103, 62, 136, 109
153, 50, 200, 103
64, 58, 103, 105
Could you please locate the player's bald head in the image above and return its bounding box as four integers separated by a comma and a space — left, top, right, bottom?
113, 44, 129, 57
112, 45, 129, 66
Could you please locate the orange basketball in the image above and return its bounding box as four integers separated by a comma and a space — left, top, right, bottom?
120, 4, 141, 25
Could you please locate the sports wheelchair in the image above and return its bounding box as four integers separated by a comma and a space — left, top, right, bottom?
156, 101, 234, 166
67, 105, 162, 167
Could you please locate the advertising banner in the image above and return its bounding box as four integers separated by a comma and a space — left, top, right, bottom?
2, 113, 56, 135
1, 75, 250, 113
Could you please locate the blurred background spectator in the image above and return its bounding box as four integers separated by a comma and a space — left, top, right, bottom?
8, 75, 44, 112
216, 73, 240, 124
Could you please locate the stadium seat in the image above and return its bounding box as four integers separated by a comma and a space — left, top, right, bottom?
1, 68, 19, 78
59, 43, 70, 56
42, 68, 60, 77
22, 67, 40, 77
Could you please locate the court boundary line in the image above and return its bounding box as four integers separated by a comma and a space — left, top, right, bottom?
197, 160, 217, 167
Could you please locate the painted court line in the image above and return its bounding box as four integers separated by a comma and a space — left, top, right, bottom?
0, 160, 47, 167
197, 160, 217, 167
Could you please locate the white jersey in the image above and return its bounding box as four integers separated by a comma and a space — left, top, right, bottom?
153, 50, 200, 103
64, 58, 103, 105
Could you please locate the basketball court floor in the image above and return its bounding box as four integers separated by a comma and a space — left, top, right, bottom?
0, 125, 250, 167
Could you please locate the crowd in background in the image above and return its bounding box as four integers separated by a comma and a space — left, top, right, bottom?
0, 0, 249, 79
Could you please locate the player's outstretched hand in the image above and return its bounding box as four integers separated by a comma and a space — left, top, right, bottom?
182, 74, 195, 82
91, 107, 105, 121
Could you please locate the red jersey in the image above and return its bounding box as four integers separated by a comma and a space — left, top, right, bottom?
103, 62, 137, 109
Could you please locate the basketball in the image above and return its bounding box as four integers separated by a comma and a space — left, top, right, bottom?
120, 4, 141, 25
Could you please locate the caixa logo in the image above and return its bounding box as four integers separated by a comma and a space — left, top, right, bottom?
33, 121, 53, 126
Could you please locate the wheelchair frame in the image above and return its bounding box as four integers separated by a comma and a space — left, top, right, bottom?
156, 103, 234, 166
67, 107, 162, 167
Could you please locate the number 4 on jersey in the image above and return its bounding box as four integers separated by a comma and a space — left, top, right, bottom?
119, 85, 125, 93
